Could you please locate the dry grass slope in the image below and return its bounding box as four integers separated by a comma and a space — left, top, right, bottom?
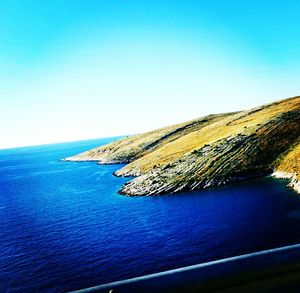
66, 96, 300, 196
116, 96, 300, 177
65, 112, 235, 164
276, 143, 300, 180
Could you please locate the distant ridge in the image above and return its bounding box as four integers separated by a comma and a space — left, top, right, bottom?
65, 96, 300, 196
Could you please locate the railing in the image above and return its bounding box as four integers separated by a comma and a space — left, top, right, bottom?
71, 243, 300, 293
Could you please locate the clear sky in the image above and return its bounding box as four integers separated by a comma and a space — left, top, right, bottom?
1, 0, 300, 149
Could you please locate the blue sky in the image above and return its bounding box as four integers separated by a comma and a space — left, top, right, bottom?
1, 1, 300, 148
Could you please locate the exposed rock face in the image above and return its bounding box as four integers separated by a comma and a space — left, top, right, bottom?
65, 96, 300, 196
120, 111, 300, 195
272, 141, 300, 194
272, 171, 300, 194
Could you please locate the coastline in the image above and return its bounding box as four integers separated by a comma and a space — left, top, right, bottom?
63, 96, 300, 197
63, 157, 100, 162
272, 171, 300, 194
64, 155, 300, 196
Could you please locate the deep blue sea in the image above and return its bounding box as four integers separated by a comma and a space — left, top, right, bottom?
1, 137, 300, 292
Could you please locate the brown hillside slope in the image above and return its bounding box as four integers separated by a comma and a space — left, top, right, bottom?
66, 96, 300, 196
273, 142, 300, 193
116, 96, 300, 177
65, 113, 235, 164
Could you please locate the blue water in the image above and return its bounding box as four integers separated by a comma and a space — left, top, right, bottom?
1, 138, 300, 292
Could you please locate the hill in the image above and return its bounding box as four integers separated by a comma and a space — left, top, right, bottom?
65, 96, 300, 196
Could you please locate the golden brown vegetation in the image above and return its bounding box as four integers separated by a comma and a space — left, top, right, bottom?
276, 143, 300, 180
66, 96, 300, 196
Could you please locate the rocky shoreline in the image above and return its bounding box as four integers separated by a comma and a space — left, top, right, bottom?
64, 96, 300, 196
272, 171, 300, 194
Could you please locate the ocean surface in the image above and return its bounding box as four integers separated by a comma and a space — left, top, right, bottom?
1, 137, 300, 292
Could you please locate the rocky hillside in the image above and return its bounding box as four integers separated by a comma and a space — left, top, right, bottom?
66, 96, 300, 196
65, 112, 236, 164
273, 142, 300, 193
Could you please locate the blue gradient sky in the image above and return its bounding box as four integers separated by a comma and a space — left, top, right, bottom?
1, 1, 300, 148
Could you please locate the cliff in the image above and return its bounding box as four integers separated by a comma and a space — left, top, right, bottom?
65, 96, 300, 196
272, 143, 300, 193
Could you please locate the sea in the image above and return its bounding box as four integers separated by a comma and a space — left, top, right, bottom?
1, 137, 300, 292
